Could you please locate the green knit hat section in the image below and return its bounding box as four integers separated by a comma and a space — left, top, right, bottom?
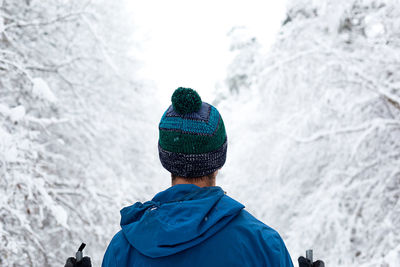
159, 117, 226, 154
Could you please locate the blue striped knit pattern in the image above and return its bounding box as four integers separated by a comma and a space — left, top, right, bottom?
159, 103, 219, 135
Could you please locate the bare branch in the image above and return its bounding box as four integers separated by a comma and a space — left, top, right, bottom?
3, 11, 91, 30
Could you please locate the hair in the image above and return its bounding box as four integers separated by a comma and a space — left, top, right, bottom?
171, 171, 218, 186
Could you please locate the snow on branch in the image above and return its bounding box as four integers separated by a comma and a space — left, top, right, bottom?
285, 118, 400, 143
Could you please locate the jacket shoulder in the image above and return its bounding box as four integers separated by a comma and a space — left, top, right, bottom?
102, 231, 128, 267
229, 209, 280, 236
221, 209, 294, 267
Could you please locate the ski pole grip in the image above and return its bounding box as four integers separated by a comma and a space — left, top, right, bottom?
76, 243, 86, 262
306, 249, 313, 263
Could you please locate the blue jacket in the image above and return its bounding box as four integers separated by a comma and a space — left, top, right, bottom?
102, 184, 294, 267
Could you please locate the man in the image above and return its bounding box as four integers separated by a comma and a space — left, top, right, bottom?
100, 87, 294, 267
66, 87, 323, 267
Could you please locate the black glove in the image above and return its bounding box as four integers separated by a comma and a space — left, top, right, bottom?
298, 256, 325, 267
64, 256, 92, 267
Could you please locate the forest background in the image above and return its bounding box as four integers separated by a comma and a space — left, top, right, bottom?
0, 0, 399, 266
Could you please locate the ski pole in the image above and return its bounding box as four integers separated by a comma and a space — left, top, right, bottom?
306, 249, 313, 263
76, 243, 86, 262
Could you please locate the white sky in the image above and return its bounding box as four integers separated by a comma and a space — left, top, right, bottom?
126, 0, 287, 106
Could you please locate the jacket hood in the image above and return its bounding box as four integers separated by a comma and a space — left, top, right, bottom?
120, 184, 244, 258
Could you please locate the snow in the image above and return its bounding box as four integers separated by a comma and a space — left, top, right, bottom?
35, 178, 69, 228
9, 105, 26, 122
0, 103, 10, 115
3, 145, 18, 162
383, 245, 400, 266
0, 16, 4, 34
32, 77, 57, 103
365, 22, 385, 38
364, 14, 385, 38
0, 128, 18, 162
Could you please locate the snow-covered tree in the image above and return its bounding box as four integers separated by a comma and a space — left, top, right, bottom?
220, 0, 400, 266
0, 0, 162, 266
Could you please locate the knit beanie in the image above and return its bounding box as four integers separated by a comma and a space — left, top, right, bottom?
158, 87, 227, 178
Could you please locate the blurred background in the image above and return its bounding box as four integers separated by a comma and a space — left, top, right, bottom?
1, 0, 399, 266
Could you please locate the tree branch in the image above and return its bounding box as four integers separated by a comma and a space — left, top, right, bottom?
284, 118, 400, 143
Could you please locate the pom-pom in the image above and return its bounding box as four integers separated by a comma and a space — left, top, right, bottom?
171, 87, 202, 114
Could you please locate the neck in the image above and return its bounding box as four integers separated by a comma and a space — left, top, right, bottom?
172, 177, 216, 187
